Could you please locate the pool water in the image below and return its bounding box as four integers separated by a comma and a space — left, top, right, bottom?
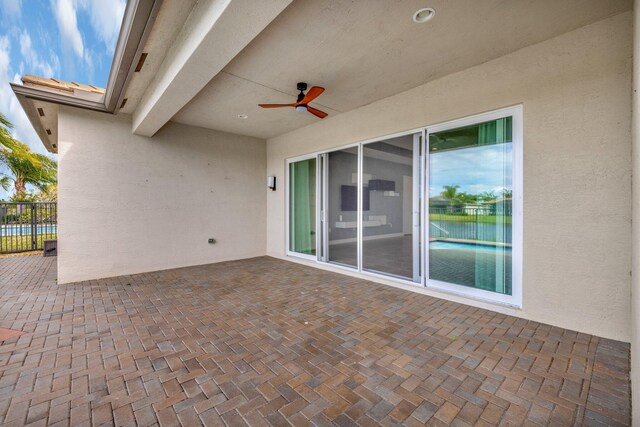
430, 240, 512, 252
0, 225, 57, 236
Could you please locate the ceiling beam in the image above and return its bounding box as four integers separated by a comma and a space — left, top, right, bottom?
131, 0, 293, 137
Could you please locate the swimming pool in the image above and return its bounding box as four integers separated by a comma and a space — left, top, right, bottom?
0, 225, 57, 236
430, 240, 512, 252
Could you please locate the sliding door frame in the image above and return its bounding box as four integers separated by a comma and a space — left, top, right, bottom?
285, 104, 523, 308
413, 132, 424, 283
356, 145, 363, 273
423, 105, 523, 307
318, 153, 328, 262
285, 154, 319, 261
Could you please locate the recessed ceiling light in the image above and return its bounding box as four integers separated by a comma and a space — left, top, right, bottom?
413, 7, 435, 24
237, 114, 248, 119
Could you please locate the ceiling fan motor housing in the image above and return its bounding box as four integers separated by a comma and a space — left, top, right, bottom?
296, 82, 308, 102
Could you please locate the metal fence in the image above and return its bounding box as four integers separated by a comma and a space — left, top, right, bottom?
0, 202, 57, 254
429, 205, 512, 244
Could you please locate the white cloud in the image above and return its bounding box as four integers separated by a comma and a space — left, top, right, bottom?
8, 73, 40, 147
430, 144, 512, 196
50, 0, 124, 76
83, 47, 94, 81
0, 37, 9, 76
52, 0, 84, 59
0, 38, 48, 156
0, 0, 22, 21
79, 0, 126, 52
19, 31, 60, 77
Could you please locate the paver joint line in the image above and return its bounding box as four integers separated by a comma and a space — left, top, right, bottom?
0, 254, 631, 426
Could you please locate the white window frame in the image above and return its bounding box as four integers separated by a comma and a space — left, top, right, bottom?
285, 154, 319, 261
284, 104, 523, 308
424, 105, 523, 308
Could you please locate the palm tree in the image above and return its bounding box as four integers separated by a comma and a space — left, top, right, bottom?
459, 192, 478, 203
0, 113, 19, 153
0, 114, 57, 199
441, 185, 460, 202
36, 183, 57, 202
479, 191, 497, 202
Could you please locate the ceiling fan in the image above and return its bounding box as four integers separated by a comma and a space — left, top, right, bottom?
259, 82, 328, 119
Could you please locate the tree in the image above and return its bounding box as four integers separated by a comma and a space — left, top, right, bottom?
440, 185, 460, 202
479, 191, 497, 202
458, 192, 478, 203
36, 184, 57, 202
0, 175, 10, 192
441, 184, 464, 206
0, 113, 22, 154
0, 113, 57, 200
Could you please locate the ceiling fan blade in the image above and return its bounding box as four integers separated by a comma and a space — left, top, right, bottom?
258, 103, 296, 108
307, 106, 328, 119
298, 86, 325, 105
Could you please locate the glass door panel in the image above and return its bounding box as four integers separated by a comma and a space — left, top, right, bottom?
428, 117, 513, 294
289, 158, 316, 256
361, 134, 420, 280
326, 147, 359, 267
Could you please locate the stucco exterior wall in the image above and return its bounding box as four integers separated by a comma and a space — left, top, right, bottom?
266, 13, 633, 341
57, 108, 266, 284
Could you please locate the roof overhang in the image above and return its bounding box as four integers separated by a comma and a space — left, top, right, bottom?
10, 0, 631, 153
9, 0, 162, 153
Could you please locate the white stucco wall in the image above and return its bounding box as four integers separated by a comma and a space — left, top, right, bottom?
57, 108, 266, 283
266, 13, 633, 341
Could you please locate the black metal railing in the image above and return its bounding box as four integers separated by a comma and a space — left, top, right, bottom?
0, 202, 57, 254
429, 205, 512, 244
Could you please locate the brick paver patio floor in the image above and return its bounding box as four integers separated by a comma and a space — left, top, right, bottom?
0, 255, 631, 426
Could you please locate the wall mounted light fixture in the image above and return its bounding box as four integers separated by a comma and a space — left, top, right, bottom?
267, 176, 276, 191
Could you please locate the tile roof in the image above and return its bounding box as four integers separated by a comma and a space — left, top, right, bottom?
21, 75, 105, 95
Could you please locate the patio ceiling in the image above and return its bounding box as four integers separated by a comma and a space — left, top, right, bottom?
11, 0, 632, 149
150, 0, 630, 140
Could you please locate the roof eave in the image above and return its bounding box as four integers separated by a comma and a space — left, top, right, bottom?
104, 0, 163, 112
10, 88, 59, 153
11, 83, 108, 113
8, 0, 162, 153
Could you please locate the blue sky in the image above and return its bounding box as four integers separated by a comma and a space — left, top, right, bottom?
0, 0, 125, 199
429, 144, 513, 198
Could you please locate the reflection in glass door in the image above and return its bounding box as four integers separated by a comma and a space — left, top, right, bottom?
326, 147, 359, 267
287, 107, 520, 305
289, 158, 317, 256
361, 134, 421, 281
428, 116, 513, 295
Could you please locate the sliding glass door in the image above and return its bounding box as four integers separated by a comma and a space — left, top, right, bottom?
325, 147, 359, 267
361, 134, 421, 280
288, 157, 316, 257
428, 115, 515, 297
287, 106, 521, 306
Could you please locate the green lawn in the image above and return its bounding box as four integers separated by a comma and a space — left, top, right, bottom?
429, 213, 512, 225
0, 233, 56, 253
